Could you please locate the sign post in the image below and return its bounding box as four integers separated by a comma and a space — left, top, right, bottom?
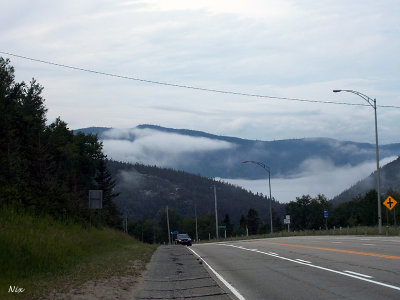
383, 196, 397, 234
284, 215, 290, 233
89, 190, 103, 227
218, 225, 226, 239
324, 209, 328, 231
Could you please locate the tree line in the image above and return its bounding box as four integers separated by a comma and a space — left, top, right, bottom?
131, 189, 400, 243
0, 57, 121, 227
128, 206, 285, 244
285, 190, 400, 231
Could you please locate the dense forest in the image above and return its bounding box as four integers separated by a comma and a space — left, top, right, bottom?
0, 57, 120, 227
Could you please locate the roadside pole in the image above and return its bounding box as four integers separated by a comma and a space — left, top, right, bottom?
284, 215, 290, 233
166, 206, 171, 245
214, 185, 219, 240
195, 201, 199, 242
324, 209, 328, 231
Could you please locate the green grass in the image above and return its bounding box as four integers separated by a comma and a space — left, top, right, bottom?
0, 206, 157, 299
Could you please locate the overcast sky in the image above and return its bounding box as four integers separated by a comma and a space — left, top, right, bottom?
1, 0, 399, 144
2, 1, 400, 203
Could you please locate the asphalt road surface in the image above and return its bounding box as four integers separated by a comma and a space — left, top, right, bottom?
190, 236, 400, 300
135, 245, 233, 299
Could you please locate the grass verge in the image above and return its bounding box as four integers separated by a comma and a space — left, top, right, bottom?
0, 206, 157, 299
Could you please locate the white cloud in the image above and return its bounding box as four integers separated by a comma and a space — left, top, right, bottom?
102, 128, 235, 165
220, 156, 397, 203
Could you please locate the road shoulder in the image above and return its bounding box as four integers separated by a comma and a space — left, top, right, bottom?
135, 245, 234, 299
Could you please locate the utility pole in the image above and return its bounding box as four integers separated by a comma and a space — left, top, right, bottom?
166, 206, 171, 245
195, 200, 199, 242
125, 213, 128, 233
214, 185, 219, 240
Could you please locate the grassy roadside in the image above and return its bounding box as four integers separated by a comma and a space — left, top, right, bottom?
0, 206, 157, 300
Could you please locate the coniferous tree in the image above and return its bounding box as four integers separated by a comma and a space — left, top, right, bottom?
95, 157, 121, 228
0, 57, 122, 225
247, 208, 260, 235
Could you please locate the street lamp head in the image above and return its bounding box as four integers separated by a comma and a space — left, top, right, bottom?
332, 89, 342, 93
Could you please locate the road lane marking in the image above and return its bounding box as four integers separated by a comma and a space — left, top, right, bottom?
362, 244, 376, 246
188, 248, 246, 300
332, 241, 342, 244
220, 244, 400, 291
295, 259, 312, 264
344, 270, 373, 278
260, 241, 400, 260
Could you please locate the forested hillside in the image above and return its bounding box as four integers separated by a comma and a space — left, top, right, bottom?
0, 57, 120, 227
107, 160, 286, 227
332, 156, 400, 206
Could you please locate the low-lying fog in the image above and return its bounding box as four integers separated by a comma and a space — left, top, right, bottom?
218, 156, 396, 203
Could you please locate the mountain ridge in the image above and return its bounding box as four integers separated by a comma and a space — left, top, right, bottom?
75, 125, 400, 180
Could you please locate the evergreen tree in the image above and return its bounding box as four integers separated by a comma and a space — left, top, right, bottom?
222, 213, 234, 236
95, 157, 121, 228
247, 208, 260, 235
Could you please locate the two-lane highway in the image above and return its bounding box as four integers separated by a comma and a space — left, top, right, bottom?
190, 236, 400, 299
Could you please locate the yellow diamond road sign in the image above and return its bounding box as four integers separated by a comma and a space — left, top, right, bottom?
383, 196, 397, 211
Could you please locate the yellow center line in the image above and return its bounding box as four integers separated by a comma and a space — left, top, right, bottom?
261, 242, 400, 260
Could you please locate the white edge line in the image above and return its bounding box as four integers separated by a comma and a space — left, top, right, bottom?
188, 247, 246, 300
344, 270, 373, 279
221, 244, 400, 292
295, 259, 312, 264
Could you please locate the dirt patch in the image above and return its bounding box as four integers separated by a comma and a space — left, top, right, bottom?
49, 261, 148, 300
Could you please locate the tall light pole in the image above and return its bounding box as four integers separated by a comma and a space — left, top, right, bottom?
242, 161, 273, 234
333, 89, 382, 234
214, 185, 219, 239
194, 200, 199, 242
166, 206, 171, 244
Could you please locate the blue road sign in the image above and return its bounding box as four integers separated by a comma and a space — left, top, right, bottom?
324, 209, 328, 219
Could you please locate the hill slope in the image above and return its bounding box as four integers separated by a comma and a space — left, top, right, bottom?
107, 160, 285, 224
332, 156, 400, 205
76, 125, 400, 180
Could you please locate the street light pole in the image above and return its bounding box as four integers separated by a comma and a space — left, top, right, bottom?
214, 185, 219, 240
166, 206, 171, 244
242, 161, 273, 235
194, 200, 199, 242
333, 89, 382, 234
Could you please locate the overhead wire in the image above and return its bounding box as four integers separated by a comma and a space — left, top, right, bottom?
1, 51, 399, 109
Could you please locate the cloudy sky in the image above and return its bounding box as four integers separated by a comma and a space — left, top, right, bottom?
2, 0, 399, 202
1, 0, 399, 145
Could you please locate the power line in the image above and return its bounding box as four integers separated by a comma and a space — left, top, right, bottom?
1, 51, 399, 109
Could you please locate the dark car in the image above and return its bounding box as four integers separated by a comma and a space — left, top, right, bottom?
175, 233, 192, 246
